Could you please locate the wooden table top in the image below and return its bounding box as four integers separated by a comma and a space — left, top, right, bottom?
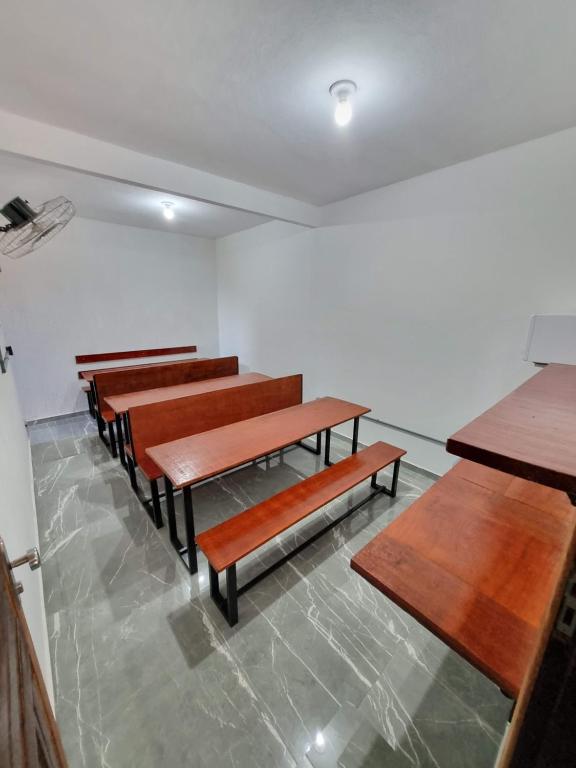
79, 357, 200, 381
103, 372, 270, 415
147, 397, 370, 489
351, 459, 576, 697
447, 364, 576, 495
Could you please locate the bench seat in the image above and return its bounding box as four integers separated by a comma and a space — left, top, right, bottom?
197, 441, 405, 625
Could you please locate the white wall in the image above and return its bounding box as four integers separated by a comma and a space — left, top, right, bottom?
218, 127, 576, 475
0, 217, 219, 420
0, 320, 53, 701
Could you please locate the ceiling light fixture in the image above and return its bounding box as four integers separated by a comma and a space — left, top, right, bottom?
329, 80, 357, 127
161, 201, 175, 220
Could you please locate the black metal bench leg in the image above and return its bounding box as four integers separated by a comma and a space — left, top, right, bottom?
149, 479, 163, 529
108, 421, 118, 458
127, 453, 138, 492
352, 417, 359, 454
115, 414, 126, 467
97, 414, 106, 441
226, 566, 238, 626
164, 477, 180, 546
324, 428, 332, 466
371, 459, 401, 497
86, 389, 95, 418
209, 564, 238, 627
182, 486, 198, 574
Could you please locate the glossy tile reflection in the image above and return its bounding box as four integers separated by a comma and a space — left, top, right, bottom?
30, 414, 509, 767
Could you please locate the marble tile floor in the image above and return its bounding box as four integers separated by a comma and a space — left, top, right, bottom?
29, 413, 510, 768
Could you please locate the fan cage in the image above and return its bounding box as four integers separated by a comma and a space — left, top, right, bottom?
0, 196, 75, 259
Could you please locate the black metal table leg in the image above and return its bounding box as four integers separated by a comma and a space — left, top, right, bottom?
352, 417, 359, 454
122, 412, 131, 448
182, 486, 198, 574
324, 428, 332, 466
390, 459, 400, 498
115, 414, 126, 467
164, 477, 182, 548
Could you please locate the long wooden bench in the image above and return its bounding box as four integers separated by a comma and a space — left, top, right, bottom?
351, 460, 576, 701
197, 441, 405, 626
125, 374, 303, 528
93, 356, 238, 457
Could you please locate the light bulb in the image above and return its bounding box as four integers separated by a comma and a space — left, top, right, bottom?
334, 98, 352, 127
329, 80, 357, 128
161, 202, 175, 220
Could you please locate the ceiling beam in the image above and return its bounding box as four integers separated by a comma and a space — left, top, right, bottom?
0, 110, 321, 228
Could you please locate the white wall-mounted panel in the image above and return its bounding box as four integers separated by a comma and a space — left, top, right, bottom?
524, 315, 576, 364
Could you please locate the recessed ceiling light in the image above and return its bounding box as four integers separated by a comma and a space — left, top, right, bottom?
161, 201, 175, 220
329, 80, 357, 127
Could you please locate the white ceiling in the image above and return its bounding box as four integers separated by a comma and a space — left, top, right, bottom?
0, 153, 269, 238
1, 1, 576, 205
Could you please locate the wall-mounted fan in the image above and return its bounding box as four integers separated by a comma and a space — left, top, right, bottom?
0, 196, 75, 259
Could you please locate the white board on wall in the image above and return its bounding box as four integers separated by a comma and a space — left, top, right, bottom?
524, 315, 576, 364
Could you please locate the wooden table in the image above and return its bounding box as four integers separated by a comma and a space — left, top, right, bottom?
147, 396, 370, 572
447, 364, 576, 499
105, 372, 270, 466
104, 372, 270, 416
351, 460, 576, 699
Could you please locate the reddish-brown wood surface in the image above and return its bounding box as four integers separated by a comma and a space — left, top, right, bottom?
104, 372, 269, 416
93, 356, 239, 421
147, 396, 371, 489
351, 461, 576, 698
197, 442, 405, 572
447, 364, 576, 494
75, 345, 197, 364
78, 357, 200, 381
131, 374, 303, 479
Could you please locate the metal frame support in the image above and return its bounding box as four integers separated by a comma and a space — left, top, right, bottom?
97, 414, 107, 442
164, 477, 198, 574
209, 565, 238, 626
182, 486, 198, 574
149, 479, 163, 528
107, 420, 118, 458
324, 428, 332, 466
371, 459, 401, 498
127, 453, 138, 491
351, 417, 359, 454
298, 432, 322, 456
115, 414, 126, 467
125, 454, 164, 529
86, 389, 95, 419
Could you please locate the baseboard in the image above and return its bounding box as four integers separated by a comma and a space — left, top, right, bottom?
26, 409, 89, 426
331, 429, 441, 480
